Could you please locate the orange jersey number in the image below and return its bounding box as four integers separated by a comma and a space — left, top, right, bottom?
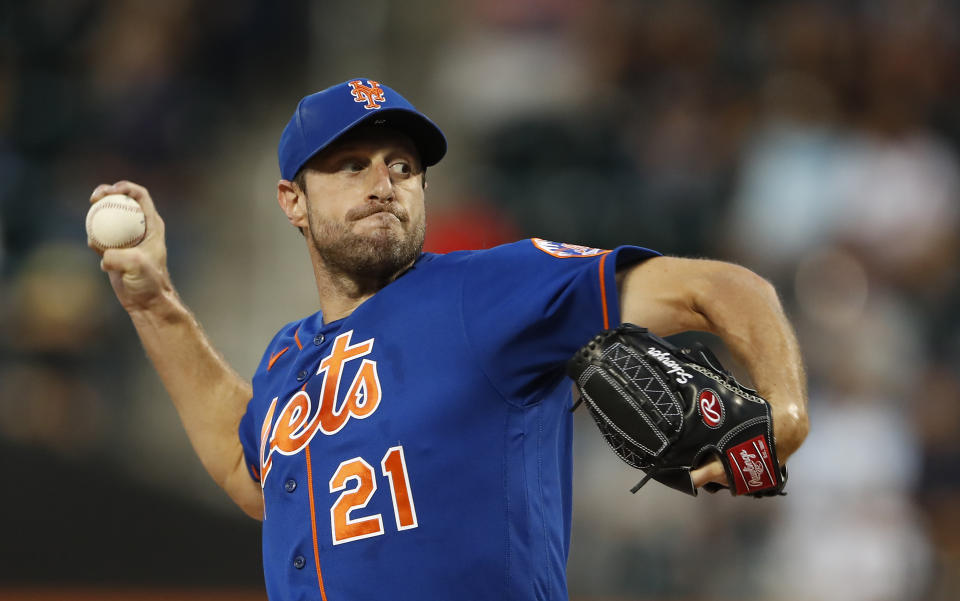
329, 446, 418, 545
381, 446, 418, 531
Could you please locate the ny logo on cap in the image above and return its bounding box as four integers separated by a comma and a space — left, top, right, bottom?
348, 79, 386, 110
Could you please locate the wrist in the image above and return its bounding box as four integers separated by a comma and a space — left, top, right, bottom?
127, 285, 190, 327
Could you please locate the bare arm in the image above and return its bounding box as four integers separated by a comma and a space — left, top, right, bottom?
89, 181, 263, 519
618, 256, 809, 486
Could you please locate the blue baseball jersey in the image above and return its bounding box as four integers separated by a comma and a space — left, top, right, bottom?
239, 238, 658, 601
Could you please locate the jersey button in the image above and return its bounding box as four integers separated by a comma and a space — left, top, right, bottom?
296, 370, 307, 381
293, 555, 306, 570
284, 479, 297, 493
313, 334, 324, 345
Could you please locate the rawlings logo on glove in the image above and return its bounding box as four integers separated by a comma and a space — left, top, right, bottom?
567, 324, 787, 497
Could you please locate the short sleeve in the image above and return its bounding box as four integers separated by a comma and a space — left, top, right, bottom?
237, 325, 297, 483
238, 401, 261, 483
461, 238, 659, 405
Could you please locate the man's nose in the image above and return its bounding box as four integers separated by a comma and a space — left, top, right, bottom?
367, 161, 394, 202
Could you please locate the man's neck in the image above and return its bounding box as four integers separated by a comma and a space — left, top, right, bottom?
308, 247, 415, 324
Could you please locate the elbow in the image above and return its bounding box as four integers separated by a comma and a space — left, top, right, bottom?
231, 489, 264, 522
222, 459, 265, 521
785, 408, 810, 443
774, 401, 810, 460
238, 498, 265, 522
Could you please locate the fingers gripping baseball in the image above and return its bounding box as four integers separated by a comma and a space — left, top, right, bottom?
89, 180, 166, 243
89, 181, 171, 312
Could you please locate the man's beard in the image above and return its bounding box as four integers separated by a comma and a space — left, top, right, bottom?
306, 202, 425, 283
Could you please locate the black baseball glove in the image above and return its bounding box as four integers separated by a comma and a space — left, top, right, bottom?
567, 323, 786, 497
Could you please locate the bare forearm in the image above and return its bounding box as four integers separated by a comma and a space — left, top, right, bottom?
128, 287, 253, 491
620, 257, 809, 462
693, 266, 808, 459
89, 181, 262, 518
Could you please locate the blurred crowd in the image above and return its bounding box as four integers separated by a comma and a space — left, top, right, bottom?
2, 0, 958, 599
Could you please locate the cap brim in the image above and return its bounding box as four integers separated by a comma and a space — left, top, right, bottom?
296, 108, 447, 175
354, 109, 447, 167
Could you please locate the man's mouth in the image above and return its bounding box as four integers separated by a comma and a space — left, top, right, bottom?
352, 206, 405, 222
364, 211, 400, 223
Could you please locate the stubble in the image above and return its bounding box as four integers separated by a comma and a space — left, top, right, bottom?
306, 200, 425, 283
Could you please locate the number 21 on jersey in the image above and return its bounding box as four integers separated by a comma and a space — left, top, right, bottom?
329, 445, 418, 545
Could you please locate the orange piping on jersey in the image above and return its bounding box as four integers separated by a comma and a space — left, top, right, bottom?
267, 347, 290, 371
259, 399, 279, 488
294, 327, 303, 350
305, 446, 329, 600
249, 464, 260, 481
599, 253, 610, 329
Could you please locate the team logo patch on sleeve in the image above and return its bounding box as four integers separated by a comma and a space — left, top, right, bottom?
532, 238, 611, 258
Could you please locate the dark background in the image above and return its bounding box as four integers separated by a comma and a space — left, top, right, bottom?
2, 1, 959, 599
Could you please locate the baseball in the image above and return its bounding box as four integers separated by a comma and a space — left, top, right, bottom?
86, 194, 146, 250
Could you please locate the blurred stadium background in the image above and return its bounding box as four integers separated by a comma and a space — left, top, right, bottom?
2, 0, 959, 599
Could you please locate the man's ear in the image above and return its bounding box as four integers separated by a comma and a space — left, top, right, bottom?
278, 178, 309, 230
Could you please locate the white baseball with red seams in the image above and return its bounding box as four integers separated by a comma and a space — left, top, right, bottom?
86, 194, 146, 250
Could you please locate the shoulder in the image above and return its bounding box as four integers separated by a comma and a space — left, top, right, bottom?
252, 313, 318, 378
265, 318, 308, 353
423, 238, 618, 268
399, 241, 536, 281
458, 238, 659, 275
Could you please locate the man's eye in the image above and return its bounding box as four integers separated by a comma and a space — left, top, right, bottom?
342, 160, 364, 172
389, 162, 411, 176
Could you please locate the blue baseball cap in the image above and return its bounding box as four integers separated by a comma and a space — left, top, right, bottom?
278, 78, 447, 180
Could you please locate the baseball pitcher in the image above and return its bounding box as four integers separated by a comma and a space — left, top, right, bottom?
88, 79, 808, 600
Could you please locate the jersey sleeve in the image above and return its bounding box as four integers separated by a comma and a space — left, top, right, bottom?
238, 401, 261, 483
460, 238, 659, 405
237, 323, 299, 483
